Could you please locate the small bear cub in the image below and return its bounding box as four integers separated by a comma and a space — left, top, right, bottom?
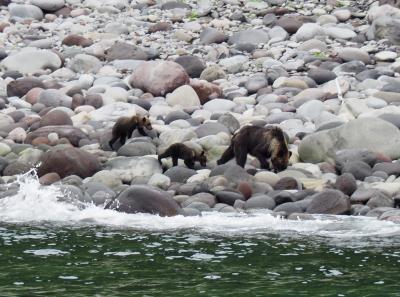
158, 143, 207, 169
109, 115, 152, 149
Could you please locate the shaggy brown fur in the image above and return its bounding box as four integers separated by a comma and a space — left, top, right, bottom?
109, 115, 152, 149
158, 143, 207, 169
217, 125, 291, 172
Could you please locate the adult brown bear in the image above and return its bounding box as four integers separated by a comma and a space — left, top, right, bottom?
158, 143, 207, 169
217, 125, 291, 172
109, 115, 152, 149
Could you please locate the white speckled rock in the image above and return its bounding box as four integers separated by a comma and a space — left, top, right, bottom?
295, 23, 325, 42
148, 173, 171, 190
166, 85, 201, 108
375, 51, 397, 61
1, 49, 62, 74
67, 54, 102, 73
218, 55, 248, 74
9, 4, 43, 20
31, 0, 65, 12
203, 99, 236, 112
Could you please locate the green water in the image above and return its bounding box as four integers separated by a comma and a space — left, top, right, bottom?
1, 223, 399, 297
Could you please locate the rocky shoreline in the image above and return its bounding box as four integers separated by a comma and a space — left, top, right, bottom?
1, 0, 400, 221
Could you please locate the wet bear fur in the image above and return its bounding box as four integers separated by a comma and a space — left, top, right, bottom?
217, 125, 291, 172
109, 115, 152, 149
158, 143, 207, 169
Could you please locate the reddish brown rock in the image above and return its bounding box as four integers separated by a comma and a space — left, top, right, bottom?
39, 110, 73, 127
25, 87, 44, 105
129, 61, 189, 96
0, 21, 10, 33
39, 172, 61, 185
7, 78, 45, 98
237, 181, 252, 200
31, 136, 51, 146
62, 34, 93, 47
148, 22, 172, 33
37, 147, 101, 178
71, 94, 85, 109
26, 125, 88, 147
190, 79, 222, 104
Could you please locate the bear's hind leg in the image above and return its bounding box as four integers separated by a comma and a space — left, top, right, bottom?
234, 144, 247, 168
217, 144, 235, 165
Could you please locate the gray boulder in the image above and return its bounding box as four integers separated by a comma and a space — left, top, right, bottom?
306, 189, 351, 215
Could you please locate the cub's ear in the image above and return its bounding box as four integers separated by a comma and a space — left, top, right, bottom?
200, 151, 205, 156
142, 117, 147, 123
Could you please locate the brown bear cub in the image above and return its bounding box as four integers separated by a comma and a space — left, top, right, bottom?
158, 143, 207, 169
217, 125, 291, 173
109, 115, 153, 149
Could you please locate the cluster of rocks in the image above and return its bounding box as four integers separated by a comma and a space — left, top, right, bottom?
1, 0, 400, 222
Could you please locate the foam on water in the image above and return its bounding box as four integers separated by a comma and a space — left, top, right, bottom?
1, 171, 400, 242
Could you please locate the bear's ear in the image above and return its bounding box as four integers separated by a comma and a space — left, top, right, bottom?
142, 117, 147, 123
200, 151, 205, 156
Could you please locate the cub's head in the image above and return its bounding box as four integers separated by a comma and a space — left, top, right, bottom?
140, 116, 152, 130
197, 151, 207, 167
271, 150, 291, 173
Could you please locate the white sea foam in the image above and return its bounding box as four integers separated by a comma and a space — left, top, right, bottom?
0, 171, 400, 242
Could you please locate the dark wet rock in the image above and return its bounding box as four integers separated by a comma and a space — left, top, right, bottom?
372, 162, 400, 176
366, 191, 394, 209
37, 147, 101, 179
199, 27, 227, 45
129, 61, 189, 96
3, 161, 31, 176
306, 189, 351, 215
274, 202, 304, 215
244, 195, 276, 210
7, 77, 45, 98
164, 110, 191, 124
164, 166, 197, 183
308, 68, 336, 84
107, 185, 181, 216
175, 55, 205, 78
26, 126, 88, 147
210, 164, 253, 183
365, 207, 395, 218
106, 42, 149, 61
333, 61, 366, 75
273, 177, 302, 190
335, 149, 378, 169
195, 122, 231, 138
334, 173, 357, 196
39, 110, 72, 127
341, 161, 371, 181
269, 191, 295, 205
117, 142, 156, 157
351, 204, 371, 216
351, 188, 379, 204
215, 191, 245, 206
355, 69, 381, 81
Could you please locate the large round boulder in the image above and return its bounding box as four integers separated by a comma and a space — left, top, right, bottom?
106, 185, 181, 216
306, 189, 351, 215
299, 118, 400, 163
37, 147, 101, 178
129, 61, 190, 96
39, 110, 73, 127
7, 77, 45, 98
0, 49, 61, 74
